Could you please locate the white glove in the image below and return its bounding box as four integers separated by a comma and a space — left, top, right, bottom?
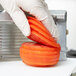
0, 0, 59, 40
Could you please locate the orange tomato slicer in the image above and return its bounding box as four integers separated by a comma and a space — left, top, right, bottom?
20, 16, 61, 67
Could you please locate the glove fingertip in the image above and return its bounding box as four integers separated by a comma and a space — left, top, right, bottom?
22, 25, 31, 37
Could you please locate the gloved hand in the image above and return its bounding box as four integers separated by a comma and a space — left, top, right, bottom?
0, 0, 59, 40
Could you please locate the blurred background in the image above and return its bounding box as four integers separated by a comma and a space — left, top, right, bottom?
0, 0, 76, 51
45, 0, 76, 51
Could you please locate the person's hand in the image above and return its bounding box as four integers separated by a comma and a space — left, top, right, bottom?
0, 0, 59, 40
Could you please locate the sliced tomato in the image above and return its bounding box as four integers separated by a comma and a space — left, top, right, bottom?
20, 17, 61, 67
27, 16, 60, 48
20, 42, 60, 67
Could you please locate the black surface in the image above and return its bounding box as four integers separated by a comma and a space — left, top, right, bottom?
67, 49, 76, 58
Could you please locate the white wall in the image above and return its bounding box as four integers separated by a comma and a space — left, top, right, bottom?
45, 0, 76, 50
